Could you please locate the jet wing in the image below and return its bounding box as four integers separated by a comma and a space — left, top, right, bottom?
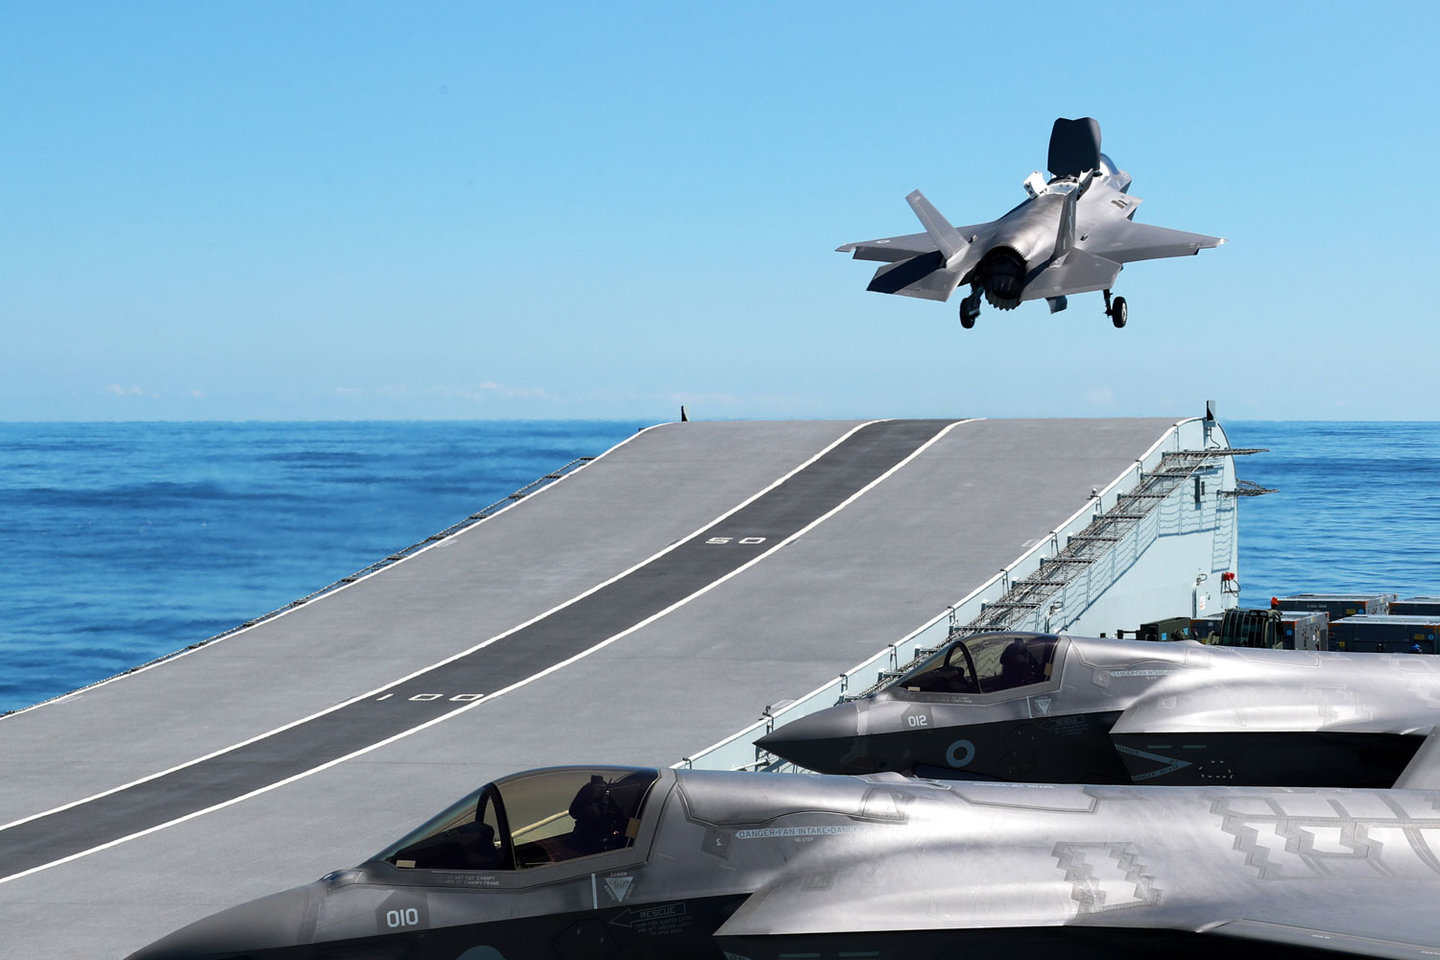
716, 843, 1440, 959
715, 833, 1111, 939
1112, 664, 1440, 737
1083, 218, 1225, 264
713, 780, 1440, 958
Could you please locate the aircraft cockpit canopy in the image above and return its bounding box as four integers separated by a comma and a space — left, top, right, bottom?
377, 766, 659, 872
895, 633, 1060, 697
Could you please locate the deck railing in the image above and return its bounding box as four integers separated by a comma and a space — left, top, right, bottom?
676, 416, 1222, 773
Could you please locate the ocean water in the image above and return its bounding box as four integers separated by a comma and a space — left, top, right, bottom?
1224, 422, 1440, 605
1, 420, 1436, 714
0, 421, 644, 714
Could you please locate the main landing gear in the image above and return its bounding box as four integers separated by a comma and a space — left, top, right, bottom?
1103, 289, 1128, 328
960, 286, 1128, 328
958, 286, 982, 329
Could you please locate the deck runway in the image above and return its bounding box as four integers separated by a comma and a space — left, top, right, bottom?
0, 416, 1180, 958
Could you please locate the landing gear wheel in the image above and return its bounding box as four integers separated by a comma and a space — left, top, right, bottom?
1110, 296, 1127, 328
959, 295, 980, 329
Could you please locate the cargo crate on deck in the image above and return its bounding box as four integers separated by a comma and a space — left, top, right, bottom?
1270, 593, 1394, 620
1390, 597, 1440, 617
1329, 615, 1440, 654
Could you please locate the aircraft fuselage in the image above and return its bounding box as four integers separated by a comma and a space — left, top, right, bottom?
757, 633, 1440, 786
128, 765, 1440, 960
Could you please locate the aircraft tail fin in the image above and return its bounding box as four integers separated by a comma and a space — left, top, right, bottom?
1053, 170, 1096, 261
905, 190, 966, 262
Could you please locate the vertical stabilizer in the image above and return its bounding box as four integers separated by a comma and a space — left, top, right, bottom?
1053, 170, 1095, 261
905, 190, 966, 262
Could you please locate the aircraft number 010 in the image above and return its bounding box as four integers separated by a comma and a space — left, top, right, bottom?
386, 908, 420, 929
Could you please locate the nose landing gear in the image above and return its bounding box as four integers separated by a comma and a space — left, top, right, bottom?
1103, 289, 1127, 328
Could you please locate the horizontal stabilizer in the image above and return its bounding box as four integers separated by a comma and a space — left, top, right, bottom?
905, 190, 966, 262
1021, 250, 1121, 301
836, 231, 936, 263
867, 252, 963, 301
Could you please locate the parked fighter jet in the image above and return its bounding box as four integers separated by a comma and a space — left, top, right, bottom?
129, 763, 1440, 960
838, 118, 1224, 328
757, 632, 1440, 785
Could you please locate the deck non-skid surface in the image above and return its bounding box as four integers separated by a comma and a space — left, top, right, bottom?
0, 416, 1177, 958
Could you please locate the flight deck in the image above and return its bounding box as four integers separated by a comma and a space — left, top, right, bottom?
0, 416, 1234, 958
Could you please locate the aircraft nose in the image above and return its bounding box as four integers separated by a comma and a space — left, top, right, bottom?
755, 702, 868, 774
123, 884, 317, 960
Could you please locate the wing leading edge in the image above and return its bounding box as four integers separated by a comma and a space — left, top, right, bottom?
1084, 218, 1225, 264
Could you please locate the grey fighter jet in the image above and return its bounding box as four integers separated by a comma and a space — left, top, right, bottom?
838, 118, 1224, 328
129, 763, 1440, 960
757, 632, 1440, 785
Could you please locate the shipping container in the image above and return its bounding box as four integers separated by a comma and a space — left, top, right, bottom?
1389, 597, 1440, 617
1329, 615, 1440, 654
1270, 593, 1393, 620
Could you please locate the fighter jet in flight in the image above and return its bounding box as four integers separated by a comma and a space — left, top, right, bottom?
757, 631, 1440, 785
838, 118, 1224, 328
129, 762, 1440, 960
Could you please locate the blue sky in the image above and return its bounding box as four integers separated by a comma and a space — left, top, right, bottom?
3, 2, 1437, 421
